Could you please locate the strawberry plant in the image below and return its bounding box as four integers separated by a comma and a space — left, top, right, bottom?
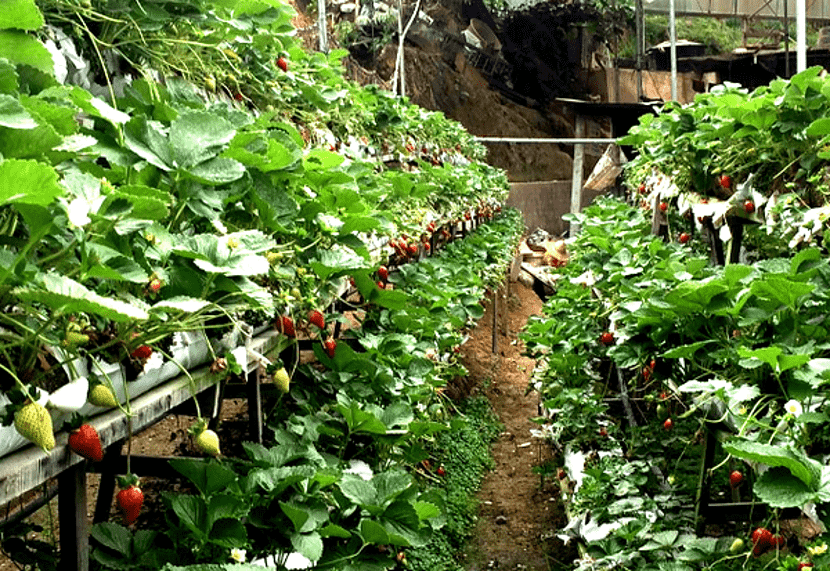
0, 0, 519, 567
523, 192, 830, 569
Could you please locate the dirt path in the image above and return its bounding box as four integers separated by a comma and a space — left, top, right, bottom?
458, 281, 576, 571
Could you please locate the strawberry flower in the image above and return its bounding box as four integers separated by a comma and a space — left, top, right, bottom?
784, 399, 803, 417
229, 548, 246, 563
808, 543, 828, 557
65, 194, 105, 228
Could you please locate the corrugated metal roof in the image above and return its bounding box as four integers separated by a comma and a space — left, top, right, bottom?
643, 0, 829, 20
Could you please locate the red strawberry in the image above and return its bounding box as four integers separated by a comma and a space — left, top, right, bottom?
797, 563, 814, 570
436, 465, 445, 476
148, 278, 162, 293
719, 174, 732, 189
744, 200, 755, 214
557, 468, 567, 480
378, 265, 389, 281
729, 470, 743, 488
308, 310, 325, 330
772, 534, 785, 548
423, 242, 430, 251
277, 57, 288, 72
679, 232, 691, 244
117, 483, 143, 525
130, 345, 152, 360
465, 212, 472, 221
68, 424, 104, 462
638, 183, 646, 194
599, 332, 614, 345
663, 418, 673, 430
643, 366, 652, 382
407, 244, 419, 255
659, 201, 668, 212
377, 281, 385, 289
278, 315, 295, 337
324, 337, 336, 358
599, 427, 608, 437
751, 527, 772, 549
234, 92, 244, 101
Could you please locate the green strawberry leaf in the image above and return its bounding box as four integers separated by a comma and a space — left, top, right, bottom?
723, 439, 820, 488
290, 531, 322, 562
359, 519, 389, 544
170, 111, 236, 168
0, 0, 43, 30
0, 94, 37, 128
13, 273, 148, 321
753, 466, 815, 508
0, 30, 52, 74
0, 158, 63, 206
90, 522, 133, 554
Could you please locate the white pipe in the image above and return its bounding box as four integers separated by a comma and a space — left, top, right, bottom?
475, 137, 618, 144
797, 0, 806, 72
669, 0, 677, 101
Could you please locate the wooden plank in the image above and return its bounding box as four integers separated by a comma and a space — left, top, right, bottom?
0, 365, 218, 508
58, 463, 88, 571
509, 253, 522, 282
520, 262, 559, 291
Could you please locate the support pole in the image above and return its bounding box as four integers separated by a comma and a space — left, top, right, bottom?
797, 0, 806, 72
59, 463, 89, 571
569, 115, 586, 236
669, 0, 678, 101
249, 367, 264, 444
491, 289, 498, 354
635, 0, 644, 100
784, 0, 790, 77
317, 0, 328, 53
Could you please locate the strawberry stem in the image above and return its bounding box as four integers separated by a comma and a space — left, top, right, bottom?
154, 345, 202, 420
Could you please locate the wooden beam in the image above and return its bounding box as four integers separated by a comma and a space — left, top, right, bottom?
89, 454, 205, 479
58, 463, 88, 571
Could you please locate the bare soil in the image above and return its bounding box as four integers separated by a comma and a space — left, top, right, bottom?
457, 281, 575, 571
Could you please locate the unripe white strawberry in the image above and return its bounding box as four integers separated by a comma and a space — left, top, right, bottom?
273, 367, 290, 393
14, 401, 55, 452
195, 428, 221, 456
88, 384, 118, 408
